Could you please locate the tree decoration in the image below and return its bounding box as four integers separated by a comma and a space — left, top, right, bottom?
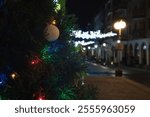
10, 72, 19, 80
58, 86, 76, 100
38, 96, 45, 100
33, 87, 46, 100
55, 3, 61, 12
40, 41, 64, 63
0, 0, 95, 100
31, 56, 42, 65
0, 73, 7, 87
52, 20, 57, 25
44, 24, 60, 42
47, 41, 64, 53
40, 45, 55, 63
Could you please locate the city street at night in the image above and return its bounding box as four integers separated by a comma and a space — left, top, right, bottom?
1, 0, 150, 116
1, 0, 150, 100
85, 62, 150, 99
87, 62, 150, 87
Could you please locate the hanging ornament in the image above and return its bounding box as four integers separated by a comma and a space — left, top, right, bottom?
44, 24, 60, 42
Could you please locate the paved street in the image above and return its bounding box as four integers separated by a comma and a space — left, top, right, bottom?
85, 62, 150, 99
87, 62, 150, 88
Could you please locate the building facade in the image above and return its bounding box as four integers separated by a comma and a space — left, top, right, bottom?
127, 0, 150, 66
97, 0, 150, 67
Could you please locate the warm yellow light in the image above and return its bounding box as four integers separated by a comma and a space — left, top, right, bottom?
114, 20, 126, 30
11, 73, 16, 79
52, 20, 56, 25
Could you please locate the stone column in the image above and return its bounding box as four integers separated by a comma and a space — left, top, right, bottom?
97, 47, 101, 59
146, 46, 149, 65
139, 46, 142, 64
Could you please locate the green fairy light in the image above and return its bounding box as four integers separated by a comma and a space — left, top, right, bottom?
58, 86, 76, 100
55, 3, 61, 12
40, 45, 55, 63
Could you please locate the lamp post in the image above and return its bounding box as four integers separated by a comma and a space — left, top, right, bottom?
114, 20, 126, 77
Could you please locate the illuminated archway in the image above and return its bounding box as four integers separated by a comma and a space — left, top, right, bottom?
128, 44, 133, 65
141, 43, 147, 65
134, 43, 140, 64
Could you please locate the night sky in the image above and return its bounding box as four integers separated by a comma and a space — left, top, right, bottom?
66, 0, 106, 29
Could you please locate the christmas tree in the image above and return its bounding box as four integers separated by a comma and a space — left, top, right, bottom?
0, 0, 90, 100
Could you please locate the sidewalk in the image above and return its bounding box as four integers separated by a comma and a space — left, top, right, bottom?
85, 76, 150, 100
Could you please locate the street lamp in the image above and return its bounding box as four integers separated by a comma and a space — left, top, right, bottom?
114, 20, 126, 77
103, 43, 106, 47
94, 44, 98, 49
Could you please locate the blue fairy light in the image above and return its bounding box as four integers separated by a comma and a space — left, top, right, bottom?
0, 0, 5, 8
0, 73, 7, 87
47, 41, 64, 53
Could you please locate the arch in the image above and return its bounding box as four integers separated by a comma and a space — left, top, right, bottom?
134, 43, 140, 64
128, 44, 134, 65
122, 44, 127, 65
129, 44, 133, 57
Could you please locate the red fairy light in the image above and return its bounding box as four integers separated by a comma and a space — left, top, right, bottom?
31, 61, 35, 65
34, 87, 46, 100
31, 56, 42, 65
38, 96, 44, 100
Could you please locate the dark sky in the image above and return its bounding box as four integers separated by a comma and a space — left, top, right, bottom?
66, 0, 106, 29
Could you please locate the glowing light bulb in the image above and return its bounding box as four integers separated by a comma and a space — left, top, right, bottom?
31, 61, 35, 65
11, 73, 16, 79
94, 45, 98, 48
117, 40, 121, 43
111, 61, 114, 65
103, 43, 106, 47
52, 20, 56, 25
10, 72, 19, 80
83, 47, 86, 50
114, 20, 126, 30
88, 47, 91, 50
38, 96, 45, 100
39, 97, 43, 100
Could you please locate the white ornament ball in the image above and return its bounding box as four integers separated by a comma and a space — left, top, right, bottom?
45, 24, 60, 41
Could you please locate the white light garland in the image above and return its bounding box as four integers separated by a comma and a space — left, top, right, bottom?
53, 0, 58, 3
71, 30, 117, 39
74, 41, 95, 47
